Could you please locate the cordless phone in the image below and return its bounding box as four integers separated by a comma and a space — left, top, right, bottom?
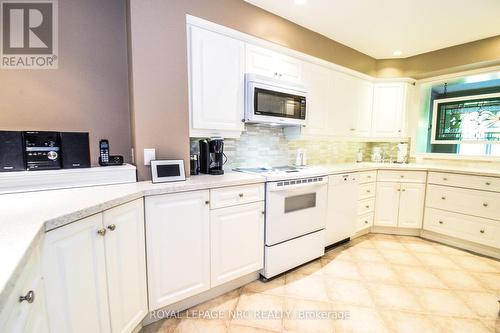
99, 139, 110, 166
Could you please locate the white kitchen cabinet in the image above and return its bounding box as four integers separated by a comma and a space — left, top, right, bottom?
188, 25, 245, 137
301, 62, 332, 136
43, 199, 147, 333
398, 183, 426, 228
210, 201, 264, 287
353, 80, 374, 137
246, 44, 302, 82
372, 82, 407, 138
374, 182, 401, 227
103, 200, 148, 333
43, 214, 111, 333
374, 182, 425, 229
145, 190, 210, 310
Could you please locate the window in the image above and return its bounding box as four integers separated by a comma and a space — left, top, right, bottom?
432, 93, 500, 144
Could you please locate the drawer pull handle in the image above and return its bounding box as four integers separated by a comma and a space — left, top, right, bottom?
400, 175, 404, 178
480, 229, 485, 234
441, 196, 446, 200
438, 220, 444, 224
239, 193, 244, 198
443, 177, 448, 181
19, 290, 35, 303
485, 182, 491, 186
367, 190, 371, 193
107, 224, 116, 231
364, 220, 369, 224
367, 175, 372, 179
397, 189, 401, 192
365, 205, 370, 209
483, 203, 488, 207
402, 189, 406, 192
97, 228, 106, 236
261, 211, 265, 215
205, 200, 210, 205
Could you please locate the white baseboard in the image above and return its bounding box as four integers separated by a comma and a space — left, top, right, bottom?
371, 226, 421, 236
142, 272, 259, 326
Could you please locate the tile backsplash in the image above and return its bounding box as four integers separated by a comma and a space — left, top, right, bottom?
190, 124, 407, 169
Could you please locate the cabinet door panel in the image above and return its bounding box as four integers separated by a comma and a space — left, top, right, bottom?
43, 214, 110, 333
372, 83, 406, 137
354, 80, 374, 137
374, 182, 400, 227
104, 199, 148, 333
145, 191, 210, 310
210, 202, 264, 287
302, 62, 331, 135
189, 26, 244, 132
329, 71, 358, 136
245, 44, 278, 77
398, 183, 425, 228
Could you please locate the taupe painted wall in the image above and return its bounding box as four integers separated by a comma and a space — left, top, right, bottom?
377, 35, 500, 79
0, 0, 131, 166
128, 0, 378, 180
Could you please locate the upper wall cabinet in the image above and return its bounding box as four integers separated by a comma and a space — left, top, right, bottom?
188, 25, 245, 138
371, 82, 408, 138
246, 44, 302, 83
301, 62, 332, 136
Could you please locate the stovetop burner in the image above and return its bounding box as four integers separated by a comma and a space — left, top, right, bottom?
234, 165, 327, 181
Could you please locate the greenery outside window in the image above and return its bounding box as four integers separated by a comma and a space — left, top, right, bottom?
431, 93, 500, 144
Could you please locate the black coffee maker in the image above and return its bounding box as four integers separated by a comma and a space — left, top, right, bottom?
199, 137, 225, 175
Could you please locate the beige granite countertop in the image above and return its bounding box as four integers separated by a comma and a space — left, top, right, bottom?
1, 163, 500, 309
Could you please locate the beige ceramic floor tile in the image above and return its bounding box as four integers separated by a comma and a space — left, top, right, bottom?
367, 283, 422, 311
433, 243, 474, 257
243, 276, 285, 296
393, 265, 447, 289
379, 310, 441, 333
397, 235, 429, 244
227, 324, 278, 333
449, 255, 498, 273
432, 316, 493, 333
231, 292, 283, 332
321, 259, 363, 280
472, 272, 500, 293
414, 252, 461, 269
282, 297, 334, 333
325, 278, 374, 306
414, 288, 475, 317
455, 290, 500, 318
346, 236, 375, 248
349, 247, 387, 263
187, 288, 241, 324
332, 304, 390, 333
403, 242, 441, 254
482, 257, 500, 273
284, 273, 329, 301
432, 268, 486, 291
173, 318, 227, 333
381, 250, 422, 266
290, 259, 324, 277
358, 262, 400, 284
371, 238, 408, 251
323, 246, 352, 261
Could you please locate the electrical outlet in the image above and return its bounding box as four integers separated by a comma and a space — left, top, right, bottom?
144, 148, 156, 166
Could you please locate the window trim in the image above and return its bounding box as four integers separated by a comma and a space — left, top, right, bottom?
431, 92, 500, 145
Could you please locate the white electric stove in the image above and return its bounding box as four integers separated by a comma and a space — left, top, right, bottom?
235, 166, 328, 279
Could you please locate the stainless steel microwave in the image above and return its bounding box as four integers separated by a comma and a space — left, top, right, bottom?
245, 74, 307, 126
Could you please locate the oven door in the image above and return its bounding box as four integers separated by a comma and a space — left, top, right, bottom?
265, 178, 328, 246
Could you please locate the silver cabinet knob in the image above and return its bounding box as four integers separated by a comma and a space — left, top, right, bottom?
261, 211, 265, 215
401, 189, 406, 192
443, 177, 448, 181
239, 193, 244, 198
97, 228, 106, 236
364, 220, 369, 224
107, 224, 116, 231
439, 220, 444, 224
365, 205, 370, 209
367, 190, 371, 193
19, 290, 35, 303
397, 188, 401, 192
400, 175, 404, 178
441, 196, 446, 200
480, 229, 485, 234
483, 202, 488, 207
485, 182, 491, 186
205, 200, 210, 205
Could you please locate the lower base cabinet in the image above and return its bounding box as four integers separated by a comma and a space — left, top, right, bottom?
210, 201, 264, 287
43, 199, 147, 333
145, 190, 211, 310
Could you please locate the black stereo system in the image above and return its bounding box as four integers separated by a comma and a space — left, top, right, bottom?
0, 131, 91, 172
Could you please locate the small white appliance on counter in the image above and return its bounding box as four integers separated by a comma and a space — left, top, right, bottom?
396, 143, 409, 163
245, 74, 307, 126
235, 166, 328, 279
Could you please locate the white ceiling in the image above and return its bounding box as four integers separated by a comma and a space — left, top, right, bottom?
245, 0, 500, 59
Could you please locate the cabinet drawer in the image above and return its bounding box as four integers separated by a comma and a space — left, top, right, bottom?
424, 208, 500, 249
428, 172, 500, 193
359, 183, 376, 200
357, 171, 377, 184
426, 185, 500, 221
378, 170, 427, 183
358, 198, 375, 215
356, 213, 374, 232
210, 184, 264, 209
